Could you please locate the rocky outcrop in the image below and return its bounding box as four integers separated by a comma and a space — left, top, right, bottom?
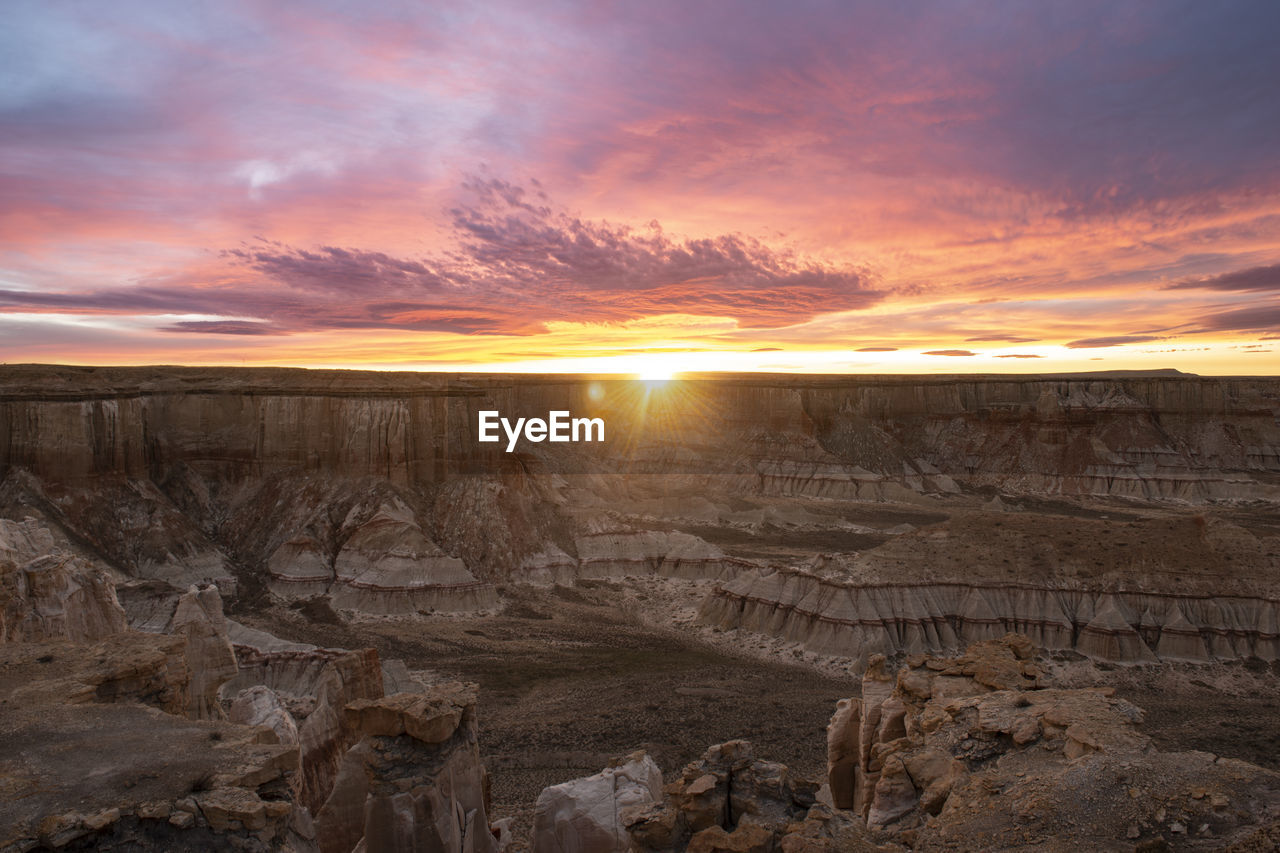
0, 588, 487, 853
1, 518, 127, 644
0, 631, 310, 853
117, 580, 239, 719
702, 567, 1280, 664
615, 740, 882, 853
0, 500, 503, 852
825, 635, 1280, 848
532, 752, 663, 853
313, 684, 498, 853
221, 622, 385, 815
12, 631, 194, 715
170, 585, 240, 719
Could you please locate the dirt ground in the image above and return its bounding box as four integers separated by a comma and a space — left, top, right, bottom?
1105, 662, 1280, 773
240, 582, 859, 822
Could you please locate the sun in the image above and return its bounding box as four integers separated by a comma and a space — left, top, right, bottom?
636, 370, 674, 387
633, 358, 682, 384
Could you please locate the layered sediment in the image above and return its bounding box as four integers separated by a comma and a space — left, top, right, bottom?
4, 368, 1275, 498
702, 568, 1280, 664
2, 365, 1278, 638
701, 506, 1280, 664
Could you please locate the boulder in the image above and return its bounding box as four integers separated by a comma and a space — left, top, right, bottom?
532, 752, 663, 853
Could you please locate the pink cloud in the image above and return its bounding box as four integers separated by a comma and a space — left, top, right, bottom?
0, 180, 881, 335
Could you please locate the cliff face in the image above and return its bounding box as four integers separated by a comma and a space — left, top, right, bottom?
799, 377, 1280, 501
2, 367, 1276, 494
1, 366, 1278, 627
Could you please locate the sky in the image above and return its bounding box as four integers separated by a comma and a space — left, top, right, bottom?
3, 0, 1279, 375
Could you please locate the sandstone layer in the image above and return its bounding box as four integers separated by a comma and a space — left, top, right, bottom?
702, 567, 1280, 664
701, 507, 1280, 664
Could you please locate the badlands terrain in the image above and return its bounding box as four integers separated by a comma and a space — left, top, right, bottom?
2, 364, 1280, 851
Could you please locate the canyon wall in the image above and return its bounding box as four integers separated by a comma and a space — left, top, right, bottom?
1, 366, 1278, 620
2, 367, 1277, 496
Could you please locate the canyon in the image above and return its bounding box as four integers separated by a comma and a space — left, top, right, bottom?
2, 364, 1280, 851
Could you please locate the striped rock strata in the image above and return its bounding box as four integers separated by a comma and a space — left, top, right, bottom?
702, 567, 1280, 664
1, 369, 1277, 611
266, 498, 495, 614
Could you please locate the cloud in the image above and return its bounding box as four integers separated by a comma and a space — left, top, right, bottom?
5, 4, 1280, 370
1167, 263, 1280, 293
994, 353, 1043, 358
750, 347, 782, 352
1185, 304, 1280, 334
439, 178, 881, 328
855, 346, 897, 352
923, 349, 977, 357
964, 334, 1038, 343
1065, 335, 1160, 349
0, 179, 882, 336
160, 320, 286, 335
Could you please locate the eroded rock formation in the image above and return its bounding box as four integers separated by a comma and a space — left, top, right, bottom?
314, 684, 498, 853
703, 568, 1280, 664
702, 510, 1280, 664
1, 517, 127, 644
826, 635, 1280, 848
220, 621, 386, 815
